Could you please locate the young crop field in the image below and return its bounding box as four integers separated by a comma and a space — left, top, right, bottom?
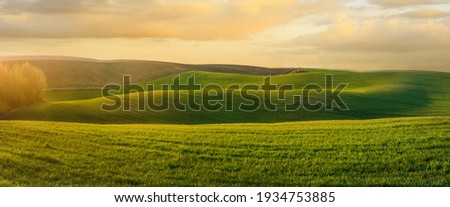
1, 116, 449, 186
4, 70, 450, 124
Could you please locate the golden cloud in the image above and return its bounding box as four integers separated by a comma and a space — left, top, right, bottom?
369, 0, 448, 7
296, 13, 450, 52
0, 0, 341, 40
289, 13, 450, 71
401, 9, 450, 18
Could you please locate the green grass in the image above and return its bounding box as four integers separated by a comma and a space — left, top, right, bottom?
45, 89, 102, 102
1, 116, 449, 186
1, 60, 449, 187
4, 69, 450, 124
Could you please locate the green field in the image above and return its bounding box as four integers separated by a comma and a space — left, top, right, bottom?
1, 117, 449, 186
4, 69, 450, 124
0, 58, 449, 186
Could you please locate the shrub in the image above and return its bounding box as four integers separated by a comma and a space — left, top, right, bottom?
0, 62, 47, 113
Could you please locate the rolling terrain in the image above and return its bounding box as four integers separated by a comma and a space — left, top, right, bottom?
0, 57, 449, 186
3, 69, 450, 124
1, 57, 292, 88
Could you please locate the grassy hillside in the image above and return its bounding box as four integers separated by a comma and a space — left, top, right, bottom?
3, 69, 450, 124
1, 116, 448, 186
1, 58, 449, 187
1, 58, 292, 88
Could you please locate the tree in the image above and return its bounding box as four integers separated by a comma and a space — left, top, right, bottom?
0, 62, 48, 113
294, 67, 305, 73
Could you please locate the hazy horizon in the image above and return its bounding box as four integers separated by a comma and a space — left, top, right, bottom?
0, 0, 449, 72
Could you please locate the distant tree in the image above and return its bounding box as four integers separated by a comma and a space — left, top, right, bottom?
0, 62, 47, 113
293, 67, 305, 73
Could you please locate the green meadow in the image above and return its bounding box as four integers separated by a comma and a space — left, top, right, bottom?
1, 117, 449, 186
1, 59, 449, 186
5, 69, 450, 124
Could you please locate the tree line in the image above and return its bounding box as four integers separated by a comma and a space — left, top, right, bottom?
0, 63, 48, 113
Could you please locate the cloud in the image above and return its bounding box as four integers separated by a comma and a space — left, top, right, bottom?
2, 0, 448, 71
401, 9, 450, 18
0, 0, 107, 14
0, 0, 341, 40
296, 13, 450, 52
288, 13, 450, 71
369, 0, 448, 7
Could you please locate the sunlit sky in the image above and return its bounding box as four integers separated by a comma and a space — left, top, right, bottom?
1, 0, 450, 71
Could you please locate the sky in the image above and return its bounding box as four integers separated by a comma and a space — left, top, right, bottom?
0, 0, 449, 71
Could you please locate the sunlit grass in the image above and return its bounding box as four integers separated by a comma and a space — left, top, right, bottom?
4, 70, 450, 124
1, 116, 449, 186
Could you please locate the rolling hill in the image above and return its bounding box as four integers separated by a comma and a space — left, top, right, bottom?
1, 57, 449, 187
0, 57, 293, 88
2, 69, 450, 124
